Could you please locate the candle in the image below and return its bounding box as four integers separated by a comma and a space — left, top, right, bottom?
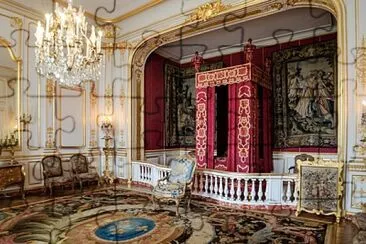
35, 21, 44, 46
97, 30, 103, 53
45, 13, 51, 37
90, 26, 96, 46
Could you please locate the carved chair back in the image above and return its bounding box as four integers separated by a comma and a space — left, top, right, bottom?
290, 154, 315, 173
41, 155, 63, 178
168, 157, 196, 184
70, 154, 88, 174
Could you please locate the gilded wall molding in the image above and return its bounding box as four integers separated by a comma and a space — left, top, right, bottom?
120, 88, 126, 108
89, 129, 97, 148
45, 127, 55, 149
46, 79, 55, 104
105, 84, 113, 114
347, 161, 366, 171
356, 37, 366, 84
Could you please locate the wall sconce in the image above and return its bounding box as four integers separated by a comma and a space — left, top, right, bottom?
101, 116, 113, 137
19, 113, 32, 128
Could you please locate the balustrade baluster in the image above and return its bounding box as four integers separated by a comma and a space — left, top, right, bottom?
140, 165, 144, 181
199, 172, 204, 193
230, 178, 235, 201
144, 166, 148, 182
286, 181, 292, 202
210, 175, 214, 194
224, 177, 228, 199
204, 174, 209, 194
250, 179, 256, 203
258, 179, 263, 202
193, 173, 197, 192
243, 179, 249, 202
264, 179, 270, 203
293, 180, 298, 202
214, 176, 218, 195
219, 176, 223, 197
148, 167, 151, 182
236, 178, 242, 202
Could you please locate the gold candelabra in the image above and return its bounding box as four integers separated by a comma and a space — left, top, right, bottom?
101, 116, 114, 185
19, 113, 32, 129
0, 131, 19, 164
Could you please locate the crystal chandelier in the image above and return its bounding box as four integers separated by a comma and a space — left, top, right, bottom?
34, 0, 103, 87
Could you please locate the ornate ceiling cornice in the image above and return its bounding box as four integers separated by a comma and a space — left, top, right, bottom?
55, 0, 164, 24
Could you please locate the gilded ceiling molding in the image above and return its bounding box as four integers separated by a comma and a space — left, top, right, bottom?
187, 0, 230, 22
55, 0, 164, 24
129, 0, 345, 161
0, 0, 42, 20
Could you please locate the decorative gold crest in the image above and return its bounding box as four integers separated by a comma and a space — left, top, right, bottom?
188, 0, 230, 22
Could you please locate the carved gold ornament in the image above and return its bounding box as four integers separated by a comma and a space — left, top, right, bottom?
105, 84, 113, 113
188, 0, 230, 22
10, 17, 23, 29
356, 37, 366, 84
89, 129, 97, 148
46, 79, 55, 104
46, 127, 55, 148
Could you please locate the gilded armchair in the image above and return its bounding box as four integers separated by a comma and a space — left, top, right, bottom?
152, 156, 196, 216
289, 154, 314, 173
41, 155, 74, 196
70, 153, 101, 191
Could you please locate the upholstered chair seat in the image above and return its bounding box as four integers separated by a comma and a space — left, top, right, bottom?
152, 156, 196, 216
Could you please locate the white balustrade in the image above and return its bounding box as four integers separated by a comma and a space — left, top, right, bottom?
128, 161, 297, 206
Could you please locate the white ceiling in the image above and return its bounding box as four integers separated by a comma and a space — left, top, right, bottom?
155, 8, 336, 63
11, 0, 161, 19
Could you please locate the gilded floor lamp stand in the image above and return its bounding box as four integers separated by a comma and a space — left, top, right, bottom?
102, 145, 114, 185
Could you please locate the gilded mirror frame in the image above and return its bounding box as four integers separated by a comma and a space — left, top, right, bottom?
0, 37, 22, 150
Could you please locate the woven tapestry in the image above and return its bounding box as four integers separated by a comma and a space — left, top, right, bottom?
272, 40, 337, 148
165, 62, 223, 147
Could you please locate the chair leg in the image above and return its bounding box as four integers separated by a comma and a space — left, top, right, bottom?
152, 195, 157, 209
49, 185, 53, 197
175, 199, 180, 217
187, 193, 192, 212
20, 185, 25, 200
79, 180, 83, 192
97, 178, 101, 188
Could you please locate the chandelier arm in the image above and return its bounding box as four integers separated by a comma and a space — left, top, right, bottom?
34, 1, 103, 86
